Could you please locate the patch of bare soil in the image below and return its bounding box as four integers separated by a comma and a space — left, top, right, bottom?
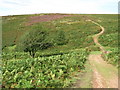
92, 68, 107, 88
89, 54, 118, 88
26, 14, 72, 26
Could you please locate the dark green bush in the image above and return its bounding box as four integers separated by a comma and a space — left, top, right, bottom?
19, 25, 52, 58
54, 30, 68, 45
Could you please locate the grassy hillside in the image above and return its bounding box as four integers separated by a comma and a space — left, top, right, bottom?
2, 14, 118, 88
2, 14, 100, 55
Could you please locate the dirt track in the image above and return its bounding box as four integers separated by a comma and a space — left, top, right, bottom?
89, 54, 118, 88
87, 20, 105, 53
88, 20, 118, 88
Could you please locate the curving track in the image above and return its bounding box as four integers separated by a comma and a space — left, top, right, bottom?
87, 19, 105, 53
87, 20, 118, 88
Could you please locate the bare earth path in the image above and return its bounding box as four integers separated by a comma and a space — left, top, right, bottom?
88, 20, 118, 88
89, 54, 118, 88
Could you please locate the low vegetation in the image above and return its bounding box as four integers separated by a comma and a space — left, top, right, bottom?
3, 49, 88, 88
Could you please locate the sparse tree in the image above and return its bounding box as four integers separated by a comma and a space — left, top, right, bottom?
20, 26, 52, 58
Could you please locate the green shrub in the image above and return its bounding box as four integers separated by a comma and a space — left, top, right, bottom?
19, 25, 52, 58
102, 48, 119, 68
54, 30, 68, 45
